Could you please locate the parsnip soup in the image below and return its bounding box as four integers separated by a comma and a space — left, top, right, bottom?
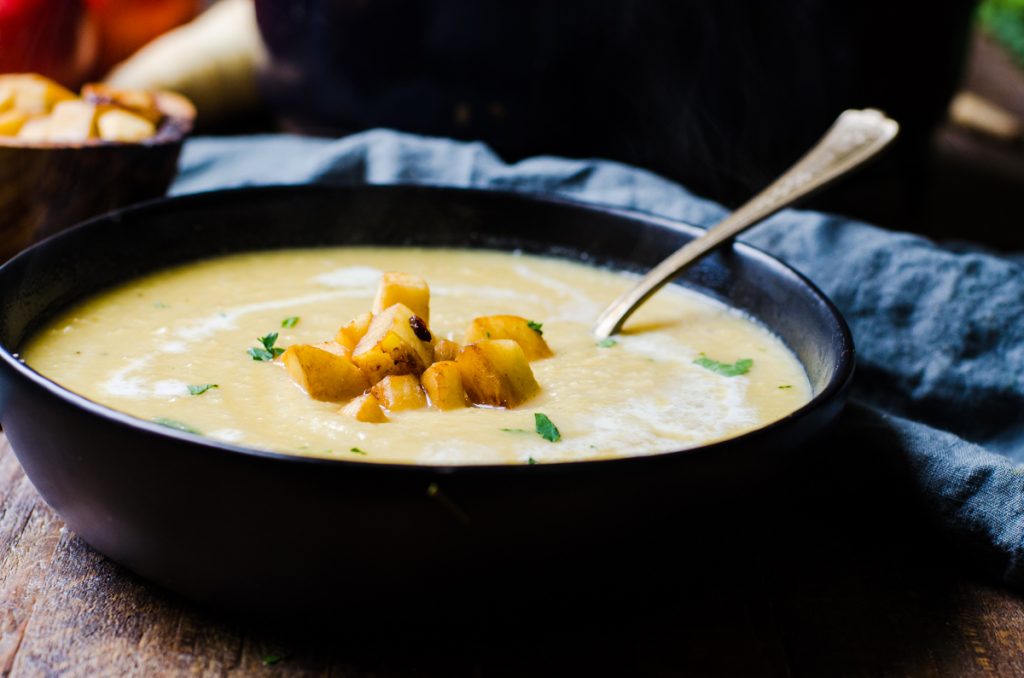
22, 248, 811, 465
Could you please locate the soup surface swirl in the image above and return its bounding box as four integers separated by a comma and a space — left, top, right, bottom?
23, 247, 812, 465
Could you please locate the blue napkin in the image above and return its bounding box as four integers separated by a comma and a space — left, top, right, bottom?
173, 129, 1024, 586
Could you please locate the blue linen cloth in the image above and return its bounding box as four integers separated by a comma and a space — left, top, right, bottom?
172, 129, 1024, 586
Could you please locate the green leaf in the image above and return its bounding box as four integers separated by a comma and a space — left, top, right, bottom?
349, 447, 367, 455
693, 354, 753, 377
152, 417, 201, 435
249, 333, 285, 361
596, 338, 617, 348
527, 320, 544, 335
187, 383, 218, 396
281, 316, 300, 329
248, 347, 274, 361
528, 457, 537, 465
534, 413, 561, 442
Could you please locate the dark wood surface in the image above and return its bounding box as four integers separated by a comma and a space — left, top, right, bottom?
3, 430, 1024, 677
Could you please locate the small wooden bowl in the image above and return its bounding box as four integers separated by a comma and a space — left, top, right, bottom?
0, 91, 195, 262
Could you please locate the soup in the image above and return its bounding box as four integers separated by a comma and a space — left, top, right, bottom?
22, 247, 812, 465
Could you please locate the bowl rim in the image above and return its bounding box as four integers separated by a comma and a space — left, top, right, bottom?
0, 183, 855, 476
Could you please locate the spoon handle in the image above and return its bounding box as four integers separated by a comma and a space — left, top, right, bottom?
592, 108, 899, 339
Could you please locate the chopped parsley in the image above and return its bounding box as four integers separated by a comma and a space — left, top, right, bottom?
152, 417, 201, 435
248, 332, 285, 361
534, 413, 561, 442
349, 447, 367, 455
693, 354, 753, 377
778, 384, 793, 390
527, 320, 544, 335
528, 457, 537, 465
187, 383, 218, 396
596, 338, 617, 348
280, 316, 300, 329
500, 427, 531, 434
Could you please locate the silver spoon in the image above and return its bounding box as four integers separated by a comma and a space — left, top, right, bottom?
592, 108, 899, 340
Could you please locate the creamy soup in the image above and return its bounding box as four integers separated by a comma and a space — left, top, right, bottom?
22, 248, 812, 465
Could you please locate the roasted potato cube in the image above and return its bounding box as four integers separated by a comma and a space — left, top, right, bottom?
457, 339, 540, 408
82, 83, 162, 124
340, 393, 388, 423
46, 100, 99, 142
352, 303, 434, 383
464, 315, 553, 361
371, 374, 427, 411
335, 312, 373, 352
282, 341, 369, 401
97, 109, 156, 142
0, 74, 75, 115
433, 338, 462, 363
0, 111, 27, 137
421, 361, 468, 410
17, 116, 51, 142
373, 272, 430, 325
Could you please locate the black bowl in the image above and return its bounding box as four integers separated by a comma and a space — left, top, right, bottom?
0, 185, 853, 616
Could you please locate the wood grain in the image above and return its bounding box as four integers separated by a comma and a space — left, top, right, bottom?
2, 431, 1024, 677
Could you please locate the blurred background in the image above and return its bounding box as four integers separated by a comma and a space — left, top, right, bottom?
3, 0, 1022, 247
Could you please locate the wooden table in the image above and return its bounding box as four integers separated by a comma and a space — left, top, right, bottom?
3, 431, 1024, 677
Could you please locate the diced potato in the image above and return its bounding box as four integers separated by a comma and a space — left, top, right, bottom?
0, 111, 27, 137
282, 341, 369, 401
0, 74, 75, 115
352, 303, 434, 383
370, 374, 427, 412
457, 339, 540, 408
373, 272, 430, 325
17, 116, 51, 142
335, 312, 373, 352
421, 361, 468, 410
464, 315, 553, 361
97, 109, 157, 142
433, 338, 462, 363
46, 100, 99, 142
81, 83, 161, 124
0, 89, 13, 114
340, 393, 388, 423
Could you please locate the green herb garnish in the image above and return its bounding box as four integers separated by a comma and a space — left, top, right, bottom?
778, 384, 793, 390
693, 354, 753, 377
528, 457, 537, 465
248, 332, 285, 361
534, 413, 561, 442
187, 383, 218, 396
281, 316, 300, 329
527, 320, 544, 335
152, 417, 201, 435
500, 427, 531, 434
349, 447, 367, 455
596, 338, 617, 348
262, 655, 289, 667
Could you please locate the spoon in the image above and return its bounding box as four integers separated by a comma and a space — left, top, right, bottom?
592, 108, 899, 340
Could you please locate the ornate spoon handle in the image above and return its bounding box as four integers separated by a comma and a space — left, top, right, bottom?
592, 108, 899, 340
